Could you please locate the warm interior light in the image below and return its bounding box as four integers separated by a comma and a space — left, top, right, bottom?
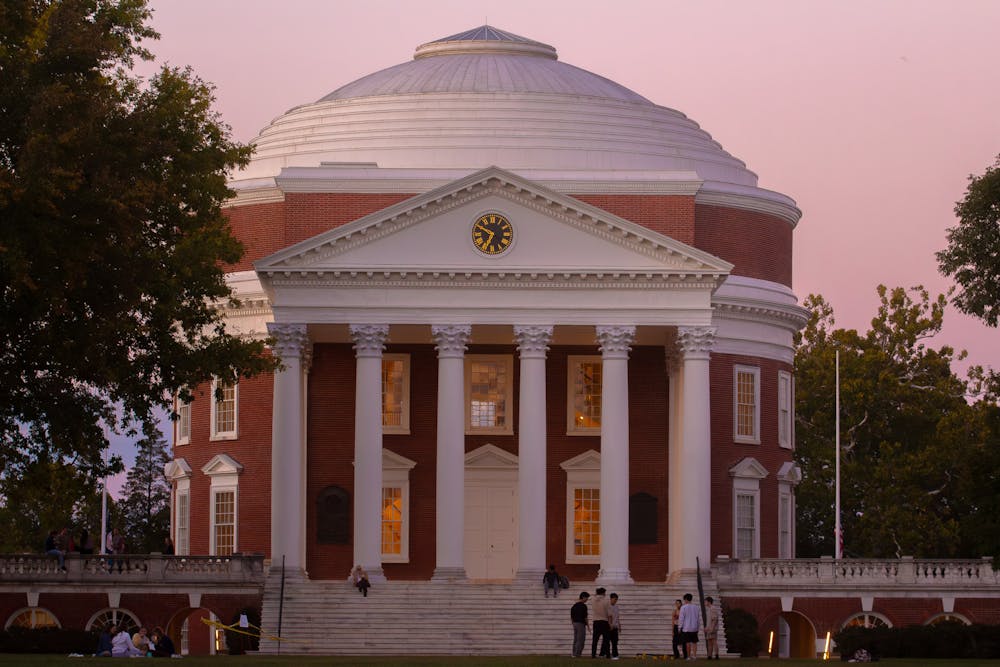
768, 630, 774, 654
823, 630, 832, 660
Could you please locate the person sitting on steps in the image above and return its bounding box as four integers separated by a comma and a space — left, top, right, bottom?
351, 564, 371, 597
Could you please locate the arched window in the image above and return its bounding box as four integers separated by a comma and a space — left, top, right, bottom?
927, 613, 970, 626
317, 485, 350, 544
842, 612, 891, 629
5, 608, 59, 630
86, 608, 141, 636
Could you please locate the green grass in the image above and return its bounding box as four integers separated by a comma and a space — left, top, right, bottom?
0, 657, 998, 666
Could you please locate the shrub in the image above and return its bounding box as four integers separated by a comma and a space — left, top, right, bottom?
722, 605, 762, 657
834, 622, 1000, 660
0, 627, 100, 654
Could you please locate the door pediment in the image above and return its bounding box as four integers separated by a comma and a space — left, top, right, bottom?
256, 166, 731, 289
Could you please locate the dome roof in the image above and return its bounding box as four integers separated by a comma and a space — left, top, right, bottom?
239, 26, 759, 187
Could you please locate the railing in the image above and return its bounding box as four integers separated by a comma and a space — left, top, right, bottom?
0, 553, 266, 585
714, 556, 998, 589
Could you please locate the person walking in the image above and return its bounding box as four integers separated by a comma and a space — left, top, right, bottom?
678, 593, 702, 661
570, 591, 590, 657
704, 596, 720, 659
543, 563, 561, 598
671, 598, 686, 659
591, 587, 611, 658
608, 592, 621, 660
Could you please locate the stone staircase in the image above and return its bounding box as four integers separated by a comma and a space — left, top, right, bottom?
258, 574, 728, 656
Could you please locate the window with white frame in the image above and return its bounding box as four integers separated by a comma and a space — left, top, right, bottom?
382, 354, 410, 434
201, 454, 242, 556
730, 457, 767, 559
176, 490, 190, 556
5, 608, 59, 630
176, 398, 191, 446
734, 365, 760, 443
778, 491, 792, 558
381, 449, 416, 562
843, 613, 891, 629
465, 355, 513, 434
778, 371, 793, 449
561, 450, 601, 563
567, 355, 602, 434
210, 379, 238, 441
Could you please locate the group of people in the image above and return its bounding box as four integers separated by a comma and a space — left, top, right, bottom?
45, 526, 176, 572
95, 624, 176, 658
671, 593, 721, 660
569, 588, 622, 659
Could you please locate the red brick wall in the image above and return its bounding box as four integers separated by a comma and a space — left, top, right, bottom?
709, 354, 795, 561
572, 194, 696, 246
695, 204, 793, 287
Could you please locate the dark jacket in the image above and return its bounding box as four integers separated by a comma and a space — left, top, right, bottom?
571, 600, 588, 623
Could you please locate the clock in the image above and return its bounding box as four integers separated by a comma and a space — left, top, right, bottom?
471, 212, 514, 256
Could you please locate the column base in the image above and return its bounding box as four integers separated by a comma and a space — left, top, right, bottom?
363, 565, 387, 584
431, 566, 467, 582
595, 567, 634, 585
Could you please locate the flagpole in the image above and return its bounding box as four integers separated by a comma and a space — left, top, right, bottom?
835, 349, 842, 560
100, 442, 108, 556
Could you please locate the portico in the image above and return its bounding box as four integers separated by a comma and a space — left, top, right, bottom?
257, 167, 732, 583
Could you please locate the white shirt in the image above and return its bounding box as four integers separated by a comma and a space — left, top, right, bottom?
678, 602, 701, 633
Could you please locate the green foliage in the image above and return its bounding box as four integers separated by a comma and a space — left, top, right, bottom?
0, 2, 275, 486
794, 286, 999, 559
0, 627, 99, 654
121, 432, 170, 553
938, 154, 1000, 327
721, 605, 762, 657
834, 623, 1000, 660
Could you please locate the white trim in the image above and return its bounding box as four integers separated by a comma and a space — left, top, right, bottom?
778, 370, 793, 449
733, 365, 761, 444
175, 486, 190, 557
566, 355, 602, 435
203, 454, 242, 556
382, 448, 417, 563
842, 612, 892, 629
176, 397, 191, 446
778, 488, 793, 559
382, 353, 411, 434
560, 450, 601, 564
5, 607, 61, 630
85, 608, 141, 633
209, 378, 238, 441
730, 457, 767, 560
926, 612, 971, 626
465, 354, 514, 435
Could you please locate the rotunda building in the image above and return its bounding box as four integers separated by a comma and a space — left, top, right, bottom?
168, 25, 807, 585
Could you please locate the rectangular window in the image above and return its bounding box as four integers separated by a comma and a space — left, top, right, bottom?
779, 492, 792, 558
213, 490, 236, 556
176, 491, 190, 556
573, 487, 601, 557
381, 487, 403, 556
734, 366, 760, 443
210, 379, 238, 440
176, 400, 191, 446
735, 492, 757, 559
567, 356, 602, 434
465, 355, 513, 434
382, 355, 410, 434
778, 371, 793, 449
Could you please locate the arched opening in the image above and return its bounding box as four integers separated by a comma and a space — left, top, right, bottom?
166, 606, 226, 656
86, 608, 141, 636
5, 607, 60, 630
842, 612, 891, 630
778, 611, 818, 658
927, 612, 971, 626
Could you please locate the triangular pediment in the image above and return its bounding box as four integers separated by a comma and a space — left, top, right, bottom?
384, 448, 417, 471
730, 456, 768, 480
777, 461, 802, 484
201, 453, 244, 477
256, 167, 731, 285
465, 443, 519, 469
164, 458, 192, 481
560, 449, 601, 471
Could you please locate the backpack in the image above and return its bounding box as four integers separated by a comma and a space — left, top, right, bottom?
559, 575, 570, 589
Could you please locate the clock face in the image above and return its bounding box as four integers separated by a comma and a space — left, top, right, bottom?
472, 212, 514, 256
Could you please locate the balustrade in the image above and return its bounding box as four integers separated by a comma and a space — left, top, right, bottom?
0, 553, 265, 584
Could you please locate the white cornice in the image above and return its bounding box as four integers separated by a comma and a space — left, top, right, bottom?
712, 299, 809, 332
696, 181, 801, 226
262, 272, 721, 291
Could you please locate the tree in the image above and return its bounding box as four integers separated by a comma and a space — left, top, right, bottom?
0, 1, 275, 483
937, 154, 1000, 326
120, 432, 170, 553
793, 286, 994, 558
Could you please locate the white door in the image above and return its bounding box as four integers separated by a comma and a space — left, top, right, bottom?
464, 482, 517, 580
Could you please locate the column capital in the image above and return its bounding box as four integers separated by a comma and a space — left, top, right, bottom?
677, 326, 716, 360
432, 324, 471, 358
596, 325, 636, 359
513, 325, 553, 359
349, 324, 389, 358
267, 322, 310, 360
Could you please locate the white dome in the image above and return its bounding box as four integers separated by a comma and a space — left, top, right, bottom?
238, 26, 758, 186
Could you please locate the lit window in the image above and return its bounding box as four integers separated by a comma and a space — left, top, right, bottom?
567, 356, 602, 434
176, 398, 191, 446
210, 379, 238, 441
382, 354, 410, 434
465, 355, 513, 434
843, 613, 891, 629
382, 487, 403, 555
778, 371, 793, 448
176, 491, 190, 556
6, 608, 59, 630
86, 608, 140, 635
561, 449, 601, 563
213, 490, 236, 556
573, 487, 601, 556
734, 366, 760, 443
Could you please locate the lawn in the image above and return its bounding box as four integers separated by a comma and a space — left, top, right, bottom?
0, 657, 998, 667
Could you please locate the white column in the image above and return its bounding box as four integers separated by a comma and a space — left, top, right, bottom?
350, 324, 389, 582
595, 324, 636, 584
431, 324, 472, 580
665, 345, 683, 575
675, 326, 716, 571
514, 324, 553, 580
268, 322, 310, 576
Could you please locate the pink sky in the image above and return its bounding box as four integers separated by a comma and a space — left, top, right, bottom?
114, 1, 1000, 485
